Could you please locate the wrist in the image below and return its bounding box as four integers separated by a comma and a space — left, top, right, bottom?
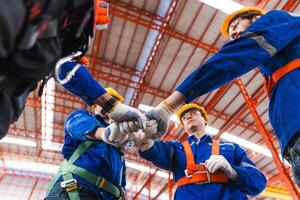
161, 101, 174, 113
164, 91, 186, 111
227, 167, 237, 181
140, 140, 154, 151
101, 97, 119, 115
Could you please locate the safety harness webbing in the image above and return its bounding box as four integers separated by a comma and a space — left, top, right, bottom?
263, 58, 300, 96
177, 140, 228, 187
47, 141, 124, 200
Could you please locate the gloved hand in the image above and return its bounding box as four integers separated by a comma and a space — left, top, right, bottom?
133, 131, 154, 151
205, 155, 237, 180
116, 120, 158, 150
101, 123, 128, 147
107, 102, 147, 129
135, 120, 158, 151
144, 101, 174, 140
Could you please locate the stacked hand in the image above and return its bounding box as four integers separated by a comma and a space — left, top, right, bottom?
107, 102, 147, 130
102, 119, 158, 150
102, 101, 173, 149
144, 101, 174, 140
132, 120, 158, 151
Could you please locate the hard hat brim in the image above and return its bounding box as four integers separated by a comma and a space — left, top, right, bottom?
221, 7, 266, 37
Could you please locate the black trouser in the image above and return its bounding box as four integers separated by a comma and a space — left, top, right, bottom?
284, 132, 300, 187
45, 181, 102, 200
0, 0, 61, 138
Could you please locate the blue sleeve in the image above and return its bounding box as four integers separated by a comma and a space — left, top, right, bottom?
177, 10, 300, 102
64, 110, 107, 141
60, 61, 107, 105
231, 144, 267, 196
139, 141, 178, 171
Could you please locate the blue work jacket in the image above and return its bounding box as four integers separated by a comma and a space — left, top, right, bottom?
60, 109, 126, 199
60, 61, 107, 105
140, 135, 266, 200
176, 10, 300, 154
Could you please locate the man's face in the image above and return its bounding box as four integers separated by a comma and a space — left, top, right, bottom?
181, 109, 206, 134
228, 17, 252, 41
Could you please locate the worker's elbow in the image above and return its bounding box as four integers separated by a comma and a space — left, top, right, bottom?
248, 172, 267, 196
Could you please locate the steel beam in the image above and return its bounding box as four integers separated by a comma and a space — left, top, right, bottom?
235, 78, 300, 199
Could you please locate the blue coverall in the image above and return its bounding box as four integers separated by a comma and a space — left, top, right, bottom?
60, 61, 107, 105
140, 135, 266, 200
58, 109, 126, 199
176, 10, 300, 155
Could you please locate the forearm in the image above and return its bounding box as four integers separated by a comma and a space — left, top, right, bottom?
232, 166, 266, 196
86, 127, 105, 141
164, 91, 186, 111
139, 141, 175, 171
93, 92, 114, 108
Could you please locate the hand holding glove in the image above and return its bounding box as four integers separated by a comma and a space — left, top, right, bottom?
205, 155, 237, 181
144, 101, 173, 140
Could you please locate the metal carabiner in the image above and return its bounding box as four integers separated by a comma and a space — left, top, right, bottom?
54, 51, 82, 85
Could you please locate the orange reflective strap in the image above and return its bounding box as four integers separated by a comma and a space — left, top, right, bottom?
187, 164, 206, 172
263, 58, 300, 96
182, 141, 196, 169
177, 172, 228, 188
272, 58, 300, 83
178, 139, 228, 187
211, 140, 220, 155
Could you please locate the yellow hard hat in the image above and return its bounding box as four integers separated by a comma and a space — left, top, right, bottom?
221, 7, 266, 36
177, 103, 208, 125
105, 87, 124, 103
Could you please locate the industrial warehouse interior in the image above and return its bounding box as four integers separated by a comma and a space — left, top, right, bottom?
0, 0, 300, 199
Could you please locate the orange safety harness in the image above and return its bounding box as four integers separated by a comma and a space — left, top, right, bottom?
263, 58, 300, 97
177, 140, 228, 188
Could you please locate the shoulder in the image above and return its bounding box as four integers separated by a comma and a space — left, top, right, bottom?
65, 109, 96, 126
261, 10, 294, 22
219, 141, 237, 151
67, 109, 91, 119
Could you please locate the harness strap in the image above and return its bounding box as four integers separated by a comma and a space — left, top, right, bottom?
46, 141, 93, 194
177, 139, 228, 187
263, 58, 300, 96
60, 163, 122, 199
47, 140, 123, 199
182, 140, 195, 169
177, 171, 228, 187
62, 172, 80, 200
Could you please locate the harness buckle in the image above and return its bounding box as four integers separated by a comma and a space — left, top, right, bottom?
194, 170, 212, 185
184, 170, 192, 179
60, 178, 78, 191
118, 186, 126, 200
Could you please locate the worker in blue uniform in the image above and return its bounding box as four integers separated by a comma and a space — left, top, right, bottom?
59, 60, 147, 143
140, 7, 300, 186
45, 88, 128, 200
132, 103, 266, 200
